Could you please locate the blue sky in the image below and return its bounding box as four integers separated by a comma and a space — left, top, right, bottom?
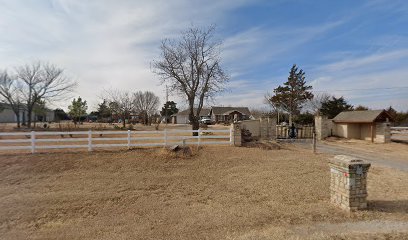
1, 0, 407, 111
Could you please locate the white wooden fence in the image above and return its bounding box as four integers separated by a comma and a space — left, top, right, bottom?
390, 127, 408, 141
0, 128, 232, 153
390, 126, 408, 133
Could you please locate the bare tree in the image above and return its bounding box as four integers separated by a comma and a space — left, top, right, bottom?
133, 91, 160, 125
16, 61, 77, 128
0, 71, 24, 127
304, 92, 331, 115
152, 25, 229, 134
264, 91, 285, 124
103, 89, 135, 128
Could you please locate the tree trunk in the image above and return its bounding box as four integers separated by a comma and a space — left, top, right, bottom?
122, 116, 126, 128
15, 112, 20, 128
289, 113, 293, 126
191, 120, 199, 136
27, 108, 33, 128
22, 110, 26, 126
188, 101, 199, 136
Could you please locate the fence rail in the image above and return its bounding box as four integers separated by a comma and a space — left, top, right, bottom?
390, 127, 408, 142
0, 128, 232, 153
390, 127, 408, 134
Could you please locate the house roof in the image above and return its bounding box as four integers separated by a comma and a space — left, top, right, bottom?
211, 106, 251, 116
174, 108, 211, 116
332, 110, 393, 123
0, 102, 53, 112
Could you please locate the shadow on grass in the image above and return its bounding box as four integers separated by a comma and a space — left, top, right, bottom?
369, 200, 408, 213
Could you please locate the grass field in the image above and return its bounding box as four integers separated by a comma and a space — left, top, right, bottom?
1, 145, 408, 239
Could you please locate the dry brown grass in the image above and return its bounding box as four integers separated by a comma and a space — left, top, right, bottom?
0, 146, 408, 239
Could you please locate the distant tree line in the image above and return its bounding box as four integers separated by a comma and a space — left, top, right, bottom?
65, 90, 178, 128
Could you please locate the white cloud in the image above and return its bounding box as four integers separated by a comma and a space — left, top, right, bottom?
0, 0, 256, 111
0, 0, 407, 113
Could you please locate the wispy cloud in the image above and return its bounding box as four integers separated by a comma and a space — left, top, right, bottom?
0, 0, 257, 109
322, 49, 408, 72
222, 20, 346, 72
0, 0, 407, 112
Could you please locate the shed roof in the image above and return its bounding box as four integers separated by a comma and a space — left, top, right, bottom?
332, 110, 393, 123
211, 107, 251, 116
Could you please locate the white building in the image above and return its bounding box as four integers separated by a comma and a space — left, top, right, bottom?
0, 103, 55, 123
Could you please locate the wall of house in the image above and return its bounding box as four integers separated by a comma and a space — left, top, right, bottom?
0, 108, 17, 123
360, 124, 373, 141
46, 111, 55, 122
334, 123, 361, 139
347, 123, 361, 139
0, 108, 55, 123
335, 124, 348, 138
334, 122, 390, 143
175, 115, 189, 124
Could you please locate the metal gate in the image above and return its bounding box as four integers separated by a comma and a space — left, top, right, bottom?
276, 125, 314, 139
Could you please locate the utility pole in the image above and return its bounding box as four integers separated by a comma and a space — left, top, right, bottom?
165, 85, 168, 128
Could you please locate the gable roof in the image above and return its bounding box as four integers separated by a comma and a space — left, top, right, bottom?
174, 108, 211, 116
211, 106, 251, 116
333, 110, 393, 123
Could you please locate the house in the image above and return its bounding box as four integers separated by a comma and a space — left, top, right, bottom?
171, 108, 211, 124
210, 106, 251, 123
315, 109, 393, 143
0, 102, 55, 123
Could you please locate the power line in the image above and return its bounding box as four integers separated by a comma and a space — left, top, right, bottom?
312, 86, 408, 92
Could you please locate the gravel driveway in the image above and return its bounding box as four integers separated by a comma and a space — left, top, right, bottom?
290, 139, 408, 172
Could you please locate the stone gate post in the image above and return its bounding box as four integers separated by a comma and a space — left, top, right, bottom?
329, 155, 371, 211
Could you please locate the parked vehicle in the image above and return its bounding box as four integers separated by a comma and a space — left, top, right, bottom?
200, 116, 212, 125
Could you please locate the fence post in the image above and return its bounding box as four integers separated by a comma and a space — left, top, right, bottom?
127, 130, 131, 149
88, 130, 92, 152
30, 131, 35, 154
230, 126, 233, 145
164, 128, 168, 147
313, 132, 317, 154
198, 129, 201, 147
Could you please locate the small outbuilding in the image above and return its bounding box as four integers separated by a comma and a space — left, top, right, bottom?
332, 110, 393, 143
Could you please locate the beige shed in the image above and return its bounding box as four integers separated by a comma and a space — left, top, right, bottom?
332, 110, 393, 143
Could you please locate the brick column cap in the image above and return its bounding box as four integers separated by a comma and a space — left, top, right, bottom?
329, 155, 371, 168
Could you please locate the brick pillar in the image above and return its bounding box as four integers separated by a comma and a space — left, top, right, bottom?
329, 155, 371, 211
375, 122, 391, 143
232, 123, 242, 146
